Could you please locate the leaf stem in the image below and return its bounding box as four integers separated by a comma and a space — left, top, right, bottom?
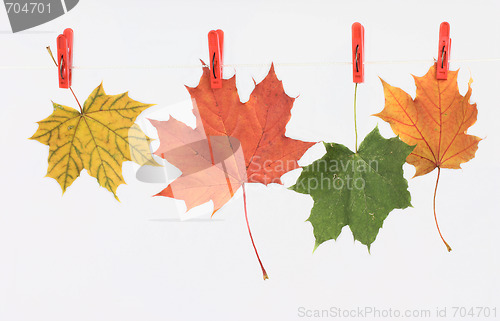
242, 183, 268, 280
69, 87, 83, 113
433, 167, 452, 252
354, 83, 359, 153
46, 46, 58, 67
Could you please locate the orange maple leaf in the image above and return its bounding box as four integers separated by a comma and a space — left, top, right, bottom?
153, 63, 314, 209
150, 64, 315, 278
187, 63, 315, 185
375, 64, 481, 177
375, 64, 481, 251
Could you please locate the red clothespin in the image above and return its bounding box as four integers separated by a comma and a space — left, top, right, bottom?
208, 29, 224, 89
436, 22, 451, 80
57, 28, 73, 88
351, 22, 365, 83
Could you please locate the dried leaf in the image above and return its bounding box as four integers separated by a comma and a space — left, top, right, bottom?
375, 64, 482, 251
31, 84, 158, 199
151, 64, 315, 279
152, 64, 315, 212
375, 64, 481, 176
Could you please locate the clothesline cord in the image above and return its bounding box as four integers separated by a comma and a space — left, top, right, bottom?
1, 58, 500, 70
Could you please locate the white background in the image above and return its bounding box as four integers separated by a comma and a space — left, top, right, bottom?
0, 1, 499, 320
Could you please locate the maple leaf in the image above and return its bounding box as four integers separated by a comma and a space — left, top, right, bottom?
152, 64, 314, 209
291, 127, 414, 249
375, 64, 481, 177
30, 84, 158, 199
151, 64, 315, 278
374, 64, 481, 251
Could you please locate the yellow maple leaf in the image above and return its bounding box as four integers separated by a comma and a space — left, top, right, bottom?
30, 84, 159, 199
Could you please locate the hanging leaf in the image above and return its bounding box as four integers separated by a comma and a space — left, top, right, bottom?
375, 64, 480, 176
374, 64, 481, 251
30, 84, 158, 200
151, 64, 315, 278
291, 127, 413, 249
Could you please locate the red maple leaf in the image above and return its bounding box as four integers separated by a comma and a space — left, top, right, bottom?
150, 64, 315, 279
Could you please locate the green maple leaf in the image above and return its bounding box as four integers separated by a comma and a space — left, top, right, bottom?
291, 127, 414, 250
